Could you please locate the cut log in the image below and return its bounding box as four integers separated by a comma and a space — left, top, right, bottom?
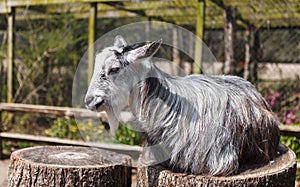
8, 146, 132, 187
137, 144, 296, 187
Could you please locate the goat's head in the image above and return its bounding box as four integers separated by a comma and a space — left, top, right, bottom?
85, 35, 161, 133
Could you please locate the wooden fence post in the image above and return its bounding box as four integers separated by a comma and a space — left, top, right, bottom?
172, 26, 180, 75
1, 7, 15, 159
243, 27, 261, 83
223, 6, 236, 75
193, 0, 205, 74
7, 7, 15, 103
243, 28, 251, 80
88, 3, 97, 84
250, 29, 260, 83
88, 3, 97, 83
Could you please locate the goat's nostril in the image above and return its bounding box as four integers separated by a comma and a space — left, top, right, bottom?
85, 95, 94, 106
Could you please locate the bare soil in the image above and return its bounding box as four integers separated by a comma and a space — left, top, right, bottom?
0, 159, 9, 187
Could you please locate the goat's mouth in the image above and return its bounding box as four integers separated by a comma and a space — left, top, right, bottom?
85, 98, 105, 111
95, 100, 105, 110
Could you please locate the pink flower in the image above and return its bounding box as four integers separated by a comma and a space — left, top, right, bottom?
270, 99, 275, 106
274, 92, 280, 98
287, 111, 296, 120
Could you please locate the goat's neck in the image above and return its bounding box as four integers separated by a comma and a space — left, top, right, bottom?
129, 64, 178, 126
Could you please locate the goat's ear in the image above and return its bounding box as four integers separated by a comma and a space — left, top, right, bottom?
114, 35, 127, 48
127, 39, 162, 62
143, 39, 162, 57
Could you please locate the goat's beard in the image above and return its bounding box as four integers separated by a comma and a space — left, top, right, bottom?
105, 89, 131, 135
105, 107, 119, 135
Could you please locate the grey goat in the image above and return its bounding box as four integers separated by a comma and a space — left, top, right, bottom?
85, 35, 280, 176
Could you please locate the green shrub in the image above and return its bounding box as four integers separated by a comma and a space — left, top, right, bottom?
44, 118, 110, 142
114, 124, 143, 146
44, 118, 143, 145
44, 118, 79, 140
281, 134, 300, 162
3, 141, 33, 155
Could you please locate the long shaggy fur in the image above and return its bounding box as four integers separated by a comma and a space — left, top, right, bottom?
129, 65, 280, 176
85, 36, 280, 176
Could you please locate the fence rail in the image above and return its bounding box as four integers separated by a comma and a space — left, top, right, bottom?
0, 103, 107, 119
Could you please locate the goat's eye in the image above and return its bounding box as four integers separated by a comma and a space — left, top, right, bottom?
100, 74, 107, 80
108, 67, 120, 75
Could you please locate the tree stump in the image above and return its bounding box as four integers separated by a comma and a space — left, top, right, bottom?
8, 146, 132, 187
137, 144, 296, 187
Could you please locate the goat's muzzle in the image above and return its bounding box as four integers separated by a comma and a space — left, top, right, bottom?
85, 95, 105, 111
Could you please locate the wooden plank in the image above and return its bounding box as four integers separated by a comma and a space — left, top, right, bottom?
0, 102, 134, 121
15, 8, 137, 20
279, 124, 300, 139
222, 0, 300, 7
88, 3, 97, 83
113, 0, 216, 10
122, 0, 198, 10
4, 0, 125, 7
0, 102, 106, 119
0, 132, 141, 165
144, 7, 196, 17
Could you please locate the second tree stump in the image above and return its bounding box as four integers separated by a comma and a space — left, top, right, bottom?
137, 144, 296, 187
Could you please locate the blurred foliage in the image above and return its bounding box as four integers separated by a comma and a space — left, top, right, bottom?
44, 118, 80, 140
44, 118, 143, 146
12, 12, 87, 106
44, 118, 108, 142
114, 124, 143, 146
1, 112, 52, 136
259, 81, 300, 163
281, 135, 300, 162
259, 81, 300, 125
2, 141, 33, 156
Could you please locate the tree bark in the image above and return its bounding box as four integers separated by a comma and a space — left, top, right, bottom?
8, 146, 132, 187
137, 144, 296, 187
